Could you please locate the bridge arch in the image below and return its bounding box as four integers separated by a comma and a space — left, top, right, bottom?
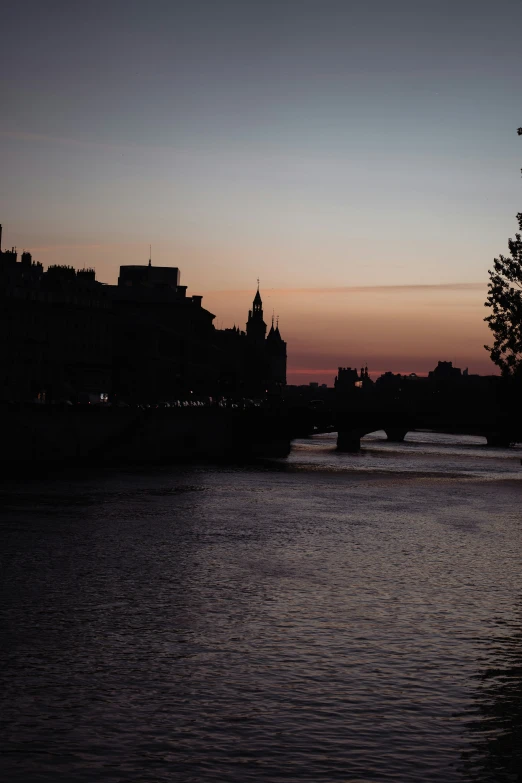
337, 426, 410, 451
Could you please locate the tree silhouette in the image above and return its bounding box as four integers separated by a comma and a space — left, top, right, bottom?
484, 128, 522, 376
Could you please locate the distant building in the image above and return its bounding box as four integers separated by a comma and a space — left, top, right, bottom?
375, 371, 402, 386
334, 365, 371, 393
334, 367, 358, 391
429, 361, 462, 381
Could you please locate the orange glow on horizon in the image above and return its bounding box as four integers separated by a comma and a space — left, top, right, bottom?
203, 283, 497, 384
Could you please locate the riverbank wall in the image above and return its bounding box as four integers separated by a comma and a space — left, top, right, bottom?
0, 407, 291, 467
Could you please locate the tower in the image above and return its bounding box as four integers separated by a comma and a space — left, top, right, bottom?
242, 282, 287, 395
266, 315, 287, 388
246, 281, 267, 345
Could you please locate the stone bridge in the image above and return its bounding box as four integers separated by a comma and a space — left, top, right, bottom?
2, 402, 519, 468
290, 406, 519, 451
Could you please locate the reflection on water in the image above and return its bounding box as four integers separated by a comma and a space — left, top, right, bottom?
462, 623, 522, 782
1, 432, 522, 782
286, 430, 522, 480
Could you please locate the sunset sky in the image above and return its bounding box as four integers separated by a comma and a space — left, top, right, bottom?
2, 0, 521, 384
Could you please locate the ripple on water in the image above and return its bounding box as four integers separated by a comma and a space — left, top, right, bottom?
1, 433, 522, 781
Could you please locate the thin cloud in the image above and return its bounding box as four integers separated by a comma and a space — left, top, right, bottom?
206, 282, 485, 295
30, 242, 139, 253
0, 129, 192, 158
0, 130, 129, 152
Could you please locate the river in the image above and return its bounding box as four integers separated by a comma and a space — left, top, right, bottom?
2, 432, 522, 782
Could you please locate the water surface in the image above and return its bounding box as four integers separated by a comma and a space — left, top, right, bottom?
2, 432, 522, 781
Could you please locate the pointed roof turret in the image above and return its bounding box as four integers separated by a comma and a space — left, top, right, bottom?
253, 278, 261, 303
267, 310, 275, 338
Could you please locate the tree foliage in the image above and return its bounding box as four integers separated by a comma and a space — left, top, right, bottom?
484, 128, 522, 376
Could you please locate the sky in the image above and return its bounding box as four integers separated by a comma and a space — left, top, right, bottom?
1, 0, 521, 383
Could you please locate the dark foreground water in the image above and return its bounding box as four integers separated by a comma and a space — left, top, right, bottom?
2, 432, 522, 782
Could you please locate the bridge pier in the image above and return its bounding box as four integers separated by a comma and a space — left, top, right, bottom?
486, 431, 513, 448
337, 430, 362, 452
384, 427, 409, 443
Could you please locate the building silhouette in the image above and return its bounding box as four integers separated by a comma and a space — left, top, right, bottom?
245, 284, 286, 394
112, 258, 215, 401
428, 360, 462, 381
334, 365, 371, 395
214, 285, 287, 398
0, 228, 287, 403
246, 285, 266, 345
265, 317, 287, 390
1, 235, 112, 403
